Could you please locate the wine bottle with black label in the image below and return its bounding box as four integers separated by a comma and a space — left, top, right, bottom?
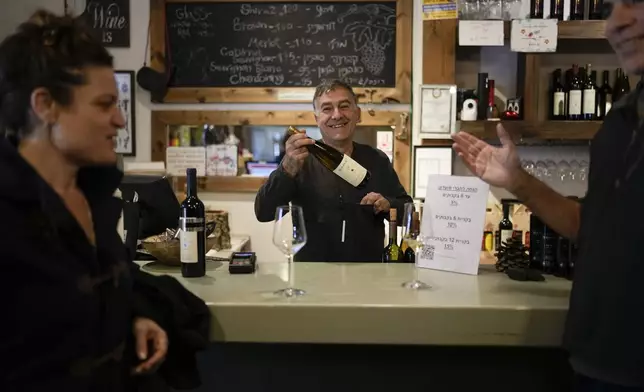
498, 202, 513, 247
383, 209, 404, 262
180, 168, 206, 278
287, 126, 371, 188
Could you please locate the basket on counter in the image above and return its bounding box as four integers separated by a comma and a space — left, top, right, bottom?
141, 210, 231, 266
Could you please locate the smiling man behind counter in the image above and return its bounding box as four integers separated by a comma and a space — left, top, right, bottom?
254, 79, 412, 262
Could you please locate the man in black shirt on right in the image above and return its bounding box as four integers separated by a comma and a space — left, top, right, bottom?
452, 5, 644, 390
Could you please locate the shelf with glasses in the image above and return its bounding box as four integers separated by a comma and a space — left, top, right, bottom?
459, 120, 602, 140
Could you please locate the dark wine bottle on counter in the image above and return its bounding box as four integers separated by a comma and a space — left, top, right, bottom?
570, 0, 584, 19
623, 74, 631, 95
498, 202, 513, 247
613, 68, 625, 102
383, 209, 404, 262
568, 64, 583, 121
180, 168, 206, 278
402, 211, 419, 263
287, 126, 371, 188
598, 70, 612, 119
551, 0, 564, 19
583, 64, 597, 121
542, 225, 558, 274
589, 0, 604, 19
529, 213, 544, 270
551, 69, 566, 120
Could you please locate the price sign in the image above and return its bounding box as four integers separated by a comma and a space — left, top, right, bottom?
418, 175, 489, 275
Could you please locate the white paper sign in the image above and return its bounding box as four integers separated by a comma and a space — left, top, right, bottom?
418, 175, 489, 275
458, 21, 504, 46
510, 19, 558, 53
166, 147, 206, 177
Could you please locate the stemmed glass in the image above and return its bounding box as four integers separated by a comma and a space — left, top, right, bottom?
272, 204, 307, 297
401, 201, 431, 290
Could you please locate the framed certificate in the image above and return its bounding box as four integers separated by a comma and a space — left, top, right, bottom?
413, 145, 453, 199
418, 84, 457, 139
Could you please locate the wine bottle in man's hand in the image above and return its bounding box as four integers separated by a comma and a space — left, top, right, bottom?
286, 126, 371, 188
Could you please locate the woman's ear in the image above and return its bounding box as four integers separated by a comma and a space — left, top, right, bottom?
30, 87, 58, 125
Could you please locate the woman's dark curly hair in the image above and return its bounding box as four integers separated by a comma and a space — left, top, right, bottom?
0, 9, 113, 144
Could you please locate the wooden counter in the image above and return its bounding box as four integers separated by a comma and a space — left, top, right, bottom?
138, 261, 571, 347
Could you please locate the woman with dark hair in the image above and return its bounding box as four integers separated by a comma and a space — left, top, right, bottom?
0, 10, 168, 391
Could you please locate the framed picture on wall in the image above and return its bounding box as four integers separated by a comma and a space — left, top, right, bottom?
114, 70, 136, 156
413, 145, 453, 199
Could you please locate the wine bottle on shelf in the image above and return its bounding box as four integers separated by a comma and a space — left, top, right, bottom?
551, 0, 564, 19
287, 126, 371, 188
180, 168, 206, 278
551, 69, 566, 120
589, 0, 604, 19
568, 64, 583, 121
486, 79, 500, 120
498, 201, 513, 247
383, 209, 404, 262
530, 0, 544, 18
570, 0, 584, 19
583, 64, 597, 121
623, 73, 631, 95
613, 68, 624, 102
598, 70, 613, 119
564, 68, 572, 117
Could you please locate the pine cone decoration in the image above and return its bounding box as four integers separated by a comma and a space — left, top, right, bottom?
495, 237, 530, 272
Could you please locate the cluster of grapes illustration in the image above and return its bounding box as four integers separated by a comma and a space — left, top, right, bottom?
339, 4, 396, 76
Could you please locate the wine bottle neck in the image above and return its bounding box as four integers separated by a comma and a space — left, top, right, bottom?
186, 173, 198, 197
321, 137, 353, 156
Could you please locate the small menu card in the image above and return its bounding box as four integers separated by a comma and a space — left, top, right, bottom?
418, 175, 489, 275
510, 19, 558, 53
458, 21, 504, 46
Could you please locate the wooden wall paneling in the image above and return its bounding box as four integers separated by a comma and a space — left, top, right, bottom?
517, 53, 541, 122
422, 20, 457, 84
149, 0, 413, 104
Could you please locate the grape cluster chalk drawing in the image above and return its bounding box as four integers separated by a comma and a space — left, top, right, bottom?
114, 70, 136, 156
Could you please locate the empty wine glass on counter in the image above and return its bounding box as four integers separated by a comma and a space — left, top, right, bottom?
272, 204, 307, 297
401, 201, 431, 290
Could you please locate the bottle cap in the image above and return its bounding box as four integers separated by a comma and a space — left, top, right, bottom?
186, 168, 196, 176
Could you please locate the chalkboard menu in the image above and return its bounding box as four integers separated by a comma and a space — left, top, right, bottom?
79, 0, 130, 47
166, 2, 397, 88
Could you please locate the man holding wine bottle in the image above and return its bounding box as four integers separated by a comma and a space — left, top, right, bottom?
255, 79, 412, 262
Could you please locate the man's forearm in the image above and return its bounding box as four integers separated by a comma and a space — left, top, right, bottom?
509, 170, 581, 241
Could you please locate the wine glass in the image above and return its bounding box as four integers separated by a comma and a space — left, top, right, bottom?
401, 201, 431, 290
272, 204, 307, 297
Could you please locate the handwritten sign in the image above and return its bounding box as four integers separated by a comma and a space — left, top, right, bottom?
510, 19, 557, 53
165, 2, 397, 88
166, 147, 206, 177
458, 21, 504, 46
79, 0, 130, 47
418, 175, 489, 275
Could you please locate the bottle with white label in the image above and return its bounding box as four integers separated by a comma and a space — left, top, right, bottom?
498, 202, 513, 247
287, 126, 371, 188
568, 64, 583, 121
180, 168, 206, 278
582, 64, 597, 121
551, 69, 566, 120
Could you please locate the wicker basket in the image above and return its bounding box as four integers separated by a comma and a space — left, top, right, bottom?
141, 236, 220, 266
206, 210, 231, 250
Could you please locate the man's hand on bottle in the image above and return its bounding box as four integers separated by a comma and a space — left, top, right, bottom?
282, 132, 315, 177
451, 123, 527, 192
360, 192, 390, 214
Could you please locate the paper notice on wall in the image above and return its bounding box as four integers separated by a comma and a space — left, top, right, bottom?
166, 147, 206, 177
458, 21, 504, 46
418, 175, 489, 275
422, 0, 457, 20
510, 19, 558, 53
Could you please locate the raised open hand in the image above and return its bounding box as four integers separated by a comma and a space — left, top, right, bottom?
452, 123, 523, 189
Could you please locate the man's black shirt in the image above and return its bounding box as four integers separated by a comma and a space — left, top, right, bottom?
564, 87, 644, 386
255, 141, 412, 262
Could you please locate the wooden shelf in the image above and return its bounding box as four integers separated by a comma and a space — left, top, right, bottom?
497, 20, 606, 40
460, 120, 601, 140
173, 176, 268, 194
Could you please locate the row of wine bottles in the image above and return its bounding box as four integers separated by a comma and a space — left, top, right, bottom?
531, 0, 606, 20
382, 208, 417, 263
549, 65, 636, 121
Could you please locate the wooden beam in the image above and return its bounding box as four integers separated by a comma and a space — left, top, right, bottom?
423, 19, 457, 84
518, 54, 541, 122
460, 120, 601, 140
